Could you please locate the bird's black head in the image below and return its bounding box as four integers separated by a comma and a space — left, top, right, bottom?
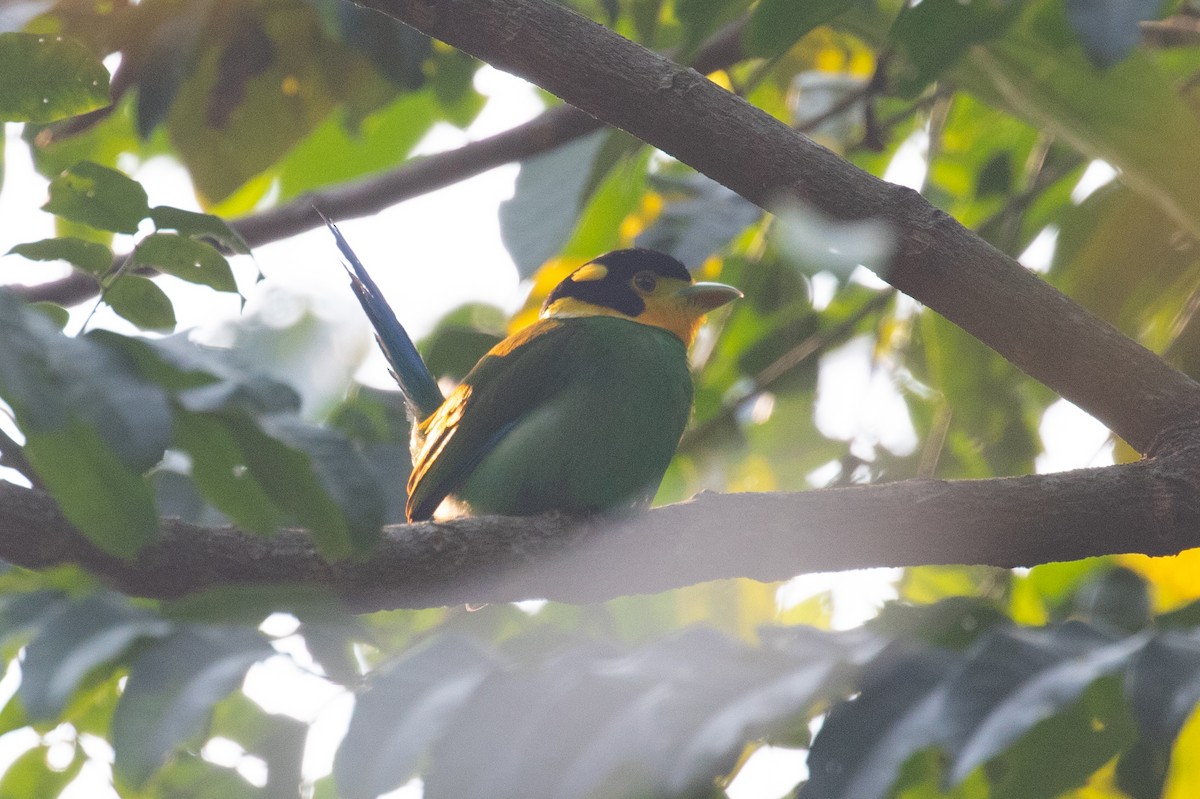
541, 248, 691, 318
539, 248, 741, 345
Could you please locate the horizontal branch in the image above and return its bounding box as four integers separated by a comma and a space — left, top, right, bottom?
359, 0, 1200, 455
3, 434, 1199, 611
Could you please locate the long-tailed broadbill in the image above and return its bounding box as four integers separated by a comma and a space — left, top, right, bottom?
328, 221, 741, 521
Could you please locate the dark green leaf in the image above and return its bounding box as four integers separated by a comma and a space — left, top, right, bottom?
945, 625, 1147, 783
95, 330, 301, 412
0, 32, 110, 123
20, 593, 173, 721
335, 635, 497, 799
132, 232, 237, 293
0, 591, 68, 645
335, 2, 430, 89
499, 130, 610, 278
744, 0, 857, 58
105, 274, 177, 331
636, 173, 762, 266
261, 415, 386, 554
1125, 632, 1200, 748
148, 206, 250, 254
991, 675, 1135, 799
675, 0, 751, 52
111, 626, 273, 789
803, 646, 957, 799
22, 420, 160, 557
890, 0, 1022, 96
43, 161, 149, 234
0, 294, 170, 555
1072, 567, 1151, 633
174, 409, 382, 557
8, 236, 113, 275
0, 303, 172, 465
1065, 0, 1160, 67
172, 410, 286, 537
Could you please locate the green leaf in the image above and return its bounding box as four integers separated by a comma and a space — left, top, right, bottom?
132, 232, 237, 292
7, 236, 113, 275
335, 635, 497, 799
1049, 183, 1193, 338
499, 130, 611, 278
335, 3, 430, 89
945, 625, 1147, 783
22, 420, 159, 558
111, 626, 273, 789
990, 675, 1135, 799
0, 744, 84, 799
890, 0, 1022, 96
171, 410, 285, 537
0, 297, 171, 468
28, 302, 69, 329
173, 409, 383, 558
1125, 632, 1200, 749
148, 206, 250, 254
0, 32, 110, 123
166, 12, 350, 204
744, 0, 857, 58
261, 415, 386, 554
957, 2, 1200, 239
803, 647, 958, 799
277, 90, 441, 200
105, 274, 177, 332
674, 0, 751, 52
43, 161, 149, 234
0, 294, 170, 555
20, 594, 173, 721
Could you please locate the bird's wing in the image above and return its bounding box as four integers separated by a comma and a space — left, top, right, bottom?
405, 318, 573, 521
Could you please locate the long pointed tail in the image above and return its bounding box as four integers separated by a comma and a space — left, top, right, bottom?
318, 209, 444, 420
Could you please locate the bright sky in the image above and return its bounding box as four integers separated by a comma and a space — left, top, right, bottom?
0, 65, 1119, 798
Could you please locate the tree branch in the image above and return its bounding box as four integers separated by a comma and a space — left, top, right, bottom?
3, 435, 1200, 611
7, 20, 747, 309
354, 0, 1200, 455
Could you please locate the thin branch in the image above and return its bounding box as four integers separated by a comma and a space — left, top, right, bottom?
7, 19, 748, 308
679, 290, 895, 454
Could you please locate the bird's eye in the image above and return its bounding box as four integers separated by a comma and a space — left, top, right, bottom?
633, 271, 658, 293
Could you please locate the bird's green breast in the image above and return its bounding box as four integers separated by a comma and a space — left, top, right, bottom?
438, 315, 693, 517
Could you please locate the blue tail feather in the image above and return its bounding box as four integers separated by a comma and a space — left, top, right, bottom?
317, 209, 444, 420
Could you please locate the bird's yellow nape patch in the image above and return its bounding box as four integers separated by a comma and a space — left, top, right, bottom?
570, 264, 608, 282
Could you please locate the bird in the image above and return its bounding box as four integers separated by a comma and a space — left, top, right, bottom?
325, 218, 741, 522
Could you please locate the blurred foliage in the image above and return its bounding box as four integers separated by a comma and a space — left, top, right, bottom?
2, 0, 1200, 797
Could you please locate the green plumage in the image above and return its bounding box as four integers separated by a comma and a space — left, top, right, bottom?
407, 316, 693, 520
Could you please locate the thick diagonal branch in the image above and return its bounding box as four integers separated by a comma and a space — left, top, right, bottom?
355, 0, 1200, 455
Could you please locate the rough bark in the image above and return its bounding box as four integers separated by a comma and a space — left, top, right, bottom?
4, 433, 1200, 612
